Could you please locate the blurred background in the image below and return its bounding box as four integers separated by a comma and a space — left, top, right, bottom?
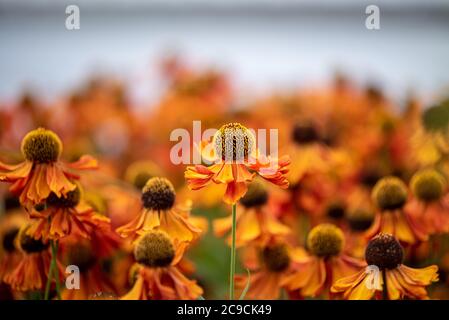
1, 0, 449, 106
2, 0, 449, 300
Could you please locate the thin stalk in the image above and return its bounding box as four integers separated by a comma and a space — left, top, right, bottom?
382, 269, 388, 300
51, 241, 61, 300
229, 203, 237, 300
44, 242, 56, 300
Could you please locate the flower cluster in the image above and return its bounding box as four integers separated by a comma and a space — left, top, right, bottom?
0, 58, 448, 300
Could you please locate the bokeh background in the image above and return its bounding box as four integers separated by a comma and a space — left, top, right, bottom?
1, 0, 449, 299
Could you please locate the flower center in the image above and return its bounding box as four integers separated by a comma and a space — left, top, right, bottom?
372, 176, 408, 211
19, 227, 49, 253
141, 177, 176, 211
21, 128, 62, 163
346, 208, 374, 232
239, 181, 268, 208
326, 201, 346, 219
66, 242, 96, 272
213, 123, 255, 162
261, 244, 291, 272
134, 231, 175, 268
365, 233, 403, 269
410, 169, 446, 202
2, 228, 19, 253
307, 224, 344, 257
46, 185, 81, 208
291, 121, 319, 145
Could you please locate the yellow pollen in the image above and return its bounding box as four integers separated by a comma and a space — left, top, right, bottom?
21, 128, 62, 163
213, 123, 255, 162
307, 224, 344, 257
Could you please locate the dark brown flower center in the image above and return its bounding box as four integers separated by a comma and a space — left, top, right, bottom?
2, 228, 19, 253
291, 122, 319, 145
141, 177, 176, 211
326, 201, 346, 220
365, 233, 403, 269
46, 186, 81, 208
346, 208, 374, 232
19, 228, 49, 253
261, 244, 291, 272
239, 181, 268, 208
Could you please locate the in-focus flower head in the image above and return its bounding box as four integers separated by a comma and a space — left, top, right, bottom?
365, 233, 403, 270
185, 122, 290, 204
372, 176, 408, 211
307, 223, 344, 257
214, 123, 255, 162
410, 168, 446, 202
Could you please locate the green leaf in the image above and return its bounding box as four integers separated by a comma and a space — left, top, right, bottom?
238, 269, 251, 300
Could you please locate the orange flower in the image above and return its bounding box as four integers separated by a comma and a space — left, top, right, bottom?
331, 233, 438, 299
365, 176, 428, 245
185, 123, 290, 204
213, 181, 290, 248
235, 242, 302, 300
0, 128, 97, 207
26, 184, 111, 242
121, 231, 203, 300
116, 177, 202, 244
3, 225, 64, 292
405, 169, 449, 234
59, 236, 118, 300
283, 224, 365, 298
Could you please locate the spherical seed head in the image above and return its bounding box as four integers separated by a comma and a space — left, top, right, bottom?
291, 121, 319, 144
141, 177, 176, 211
410, 169, 446, 202
134, 231, 175, 268
239, 181, 268, 208
261, 244, 291, 272
21, 128, 62, 163
365, 233, 403, 269
346, 208, 375, 232
2, 228, 19, 253
213, 123, 255, 162
18, 226, 49, 253
372, 176, 408, 211
46, 184, 82, 208
66, 242, 96, 272
307, 224, 344, 257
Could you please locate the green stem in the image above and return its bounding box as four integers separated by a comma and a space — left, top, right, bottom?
229, 203, 237, 300
51, 241, 61, 300
44, 240, 61, 300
